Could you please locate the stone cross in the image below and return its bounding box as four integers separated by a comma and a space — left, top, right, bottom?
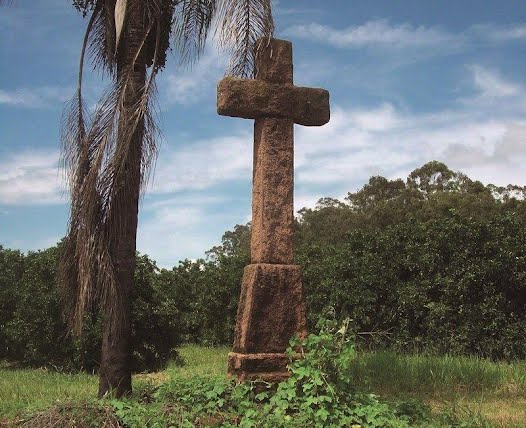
217, 38, 330, 382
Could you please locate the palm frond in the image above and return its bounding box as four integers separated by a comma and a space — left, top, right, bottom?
173, 0, 218, 65
61, 0, 163, 334
216, 0, 274, 77
85, 0, 117, 74
73, 0, 98, 16
59, 5, 101, 330
62, 0, 275, 335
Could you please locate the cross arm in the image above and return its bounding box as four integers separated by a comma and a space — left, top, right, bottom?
217, 77, 330, 127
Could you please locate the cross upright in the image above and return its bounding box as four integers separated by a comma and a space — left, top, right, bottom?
218, 38, 330, 382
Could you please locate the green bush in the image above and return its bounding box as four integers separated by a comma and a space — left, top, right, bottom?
2, 246, 81, 368
0, 246, 26, 360
299, 211, 526, 359
0, 246, 180, 372
154, 252, 246, 346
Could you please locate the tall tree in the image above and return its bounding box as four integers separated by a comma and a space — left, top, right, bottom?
60, 0, 274, 397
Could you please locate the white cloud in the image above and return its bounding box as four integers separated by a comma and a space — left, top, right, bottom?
294, 110, 526, 193
294, 194, 328, 213
140, 80, 526, 265
480, 23, 526, 41
0, 86, 71, 109
0, 151, 65, 205
138, 195, 247, 268
284, 20, 456, 49
0, 130, 252, 207
275, 0, 326, 17
348, 103, 402, 131
4, 235, 62, 252
138, 202, 208, 267
293, 105, 406, 173
290, 63, 526, 194
470, 65, 521, 99
164, 47, 227, 105
285, 21, 526, 53
150, 132, 252, 193
0, 89, 41, 107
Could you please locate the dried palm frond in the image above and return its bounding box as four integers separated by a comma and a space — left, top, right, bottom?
87, 0, 118, 74
173, 0, 218, 65
73, 0, 98, 16
216, 0, 274, 77
61, 0, 274, 336
59, 4, 101, 326
61, 0, 163, 334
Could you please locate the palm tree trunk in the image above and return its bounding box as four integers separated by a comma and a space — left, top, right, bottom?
98, 0, 147, 398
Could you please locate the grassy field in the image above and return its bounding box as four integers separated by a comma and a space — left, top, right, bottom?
349, 352, 526, 427
1, 346, 525, 427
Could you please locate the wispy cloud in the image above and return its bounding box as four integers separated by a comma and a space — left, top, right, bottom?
478, 23, 526, 41
0, 86, 71, 109
292, 66, 526, 193
0, 151, 65, 205
138, 202, 207, 265
3, 235, 62, 253
0, 131, 252, 207
150, 132, 252, 193
145, 61, 526, 265
164, 47, 227, 105
273, 0, 325, 17
284, 20, 457, 49
138, 194, 246, 268
285, 20, 526, 52
295, 108, 526, 192
470, 65, 522, 99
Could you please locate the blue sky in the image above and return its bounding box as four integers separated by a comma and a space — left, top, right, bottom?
1, 0, 526, 267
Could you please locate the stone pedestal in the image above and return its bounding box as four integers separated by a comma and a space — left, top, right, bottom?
228, 263, 307, 381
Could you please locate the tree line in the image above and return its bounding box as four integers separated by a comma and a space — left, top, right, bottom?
1, 161, 525, 373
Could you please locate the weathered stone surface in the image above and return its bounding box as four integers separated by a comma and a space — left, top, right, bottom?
228, 352, 291, 383
233, 264, 307, 353
255, 38, 293, 84
251, 118, 294, 264
217, 78, 330, 127
217, 38, 330, 382
217, 38, 330, 264
228, 352, 290, 373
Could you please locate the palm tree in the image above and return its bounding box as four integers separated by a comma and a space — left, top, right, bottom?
60, 0, 274, 397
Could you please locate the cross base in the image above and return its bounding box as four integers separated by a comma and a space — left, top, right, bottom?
228, 263, 308, 381
227, 352, 291, 383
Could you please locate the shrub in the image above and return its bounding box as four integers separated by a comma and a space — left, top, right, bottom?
299, 211, 526, 359
0, 246, 179, 372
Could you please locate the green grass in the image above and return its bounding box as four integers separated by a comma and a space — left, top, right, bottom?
349, 351, 526, 397
1, 348, 525, 427
0, 347, 229, 422
0, 364, 97, 421
170, 345, 230, 377
348, 351, 526, 427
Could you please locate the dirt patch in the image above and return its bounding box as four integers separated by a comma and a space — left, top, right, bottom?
133, 371, 169, 385
13, 404, 121, 428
